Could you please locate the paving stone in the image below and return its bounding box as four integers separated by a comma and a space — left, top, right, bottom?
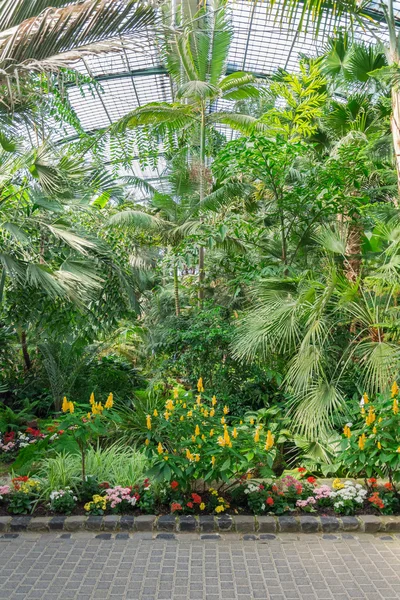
102, 515, 120, 531
115, 533, 129, 540
64, 515, 86, 531
179, 515, 197, 532
96, 533, 112, 540
381, 516, 400, 532
359, 515, 382, 533
216, 515, 233, 531
299, 516, 319, 533
85, 515, 103, 531
200, 534, 221, 540
278, 516, 299, 533
27, 517, 50, 532
10, 516, 31, 531
320, 516, 340, 532
259, 533, 276, 539
135, 515, 155, 531
0, 517, 11, 532
120, 515, 135, 531
49, 516, 65, 530
340, 516, 360, 531
156, 533, 176, 540
199, 515, 215, 532
157, 515, 177, 531
243, 534, 257, 540
257, 516, 277, 533
235, 515, 256, 533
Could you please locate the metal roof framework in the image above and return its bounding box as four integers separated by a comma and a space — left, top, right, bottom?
54, 0, 399, 196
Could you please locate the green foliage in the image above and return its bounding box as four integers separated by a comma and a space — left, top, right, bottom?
339, 385, 400, 482
144, 380, 278, 488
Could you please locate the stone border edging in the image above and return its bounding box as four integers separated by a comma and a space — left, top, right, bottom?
0, 514, 400, 534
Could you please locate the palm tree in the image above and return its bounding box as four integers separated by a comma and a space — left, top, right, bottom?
0, 0, 155, 85
117, 0, 259, 306
110, 153, 246, 315
268, 0, 400, 195
232, 223, 400, 438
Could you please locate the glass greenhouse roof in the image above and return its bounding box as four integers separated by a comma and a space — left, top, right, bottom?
57, 0, 399, 193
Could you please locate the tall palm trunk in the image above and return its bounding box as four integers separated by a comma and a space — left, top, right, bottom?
20, 330, 32, 371
198, 105, 206, 308
173, 262, 180, 316
391, 87, 400, 201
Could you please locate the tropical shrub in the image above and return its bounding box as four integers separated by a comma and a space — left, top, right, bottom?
339, 384, 400, 483
8, 476, 41, 515
144, 379, 278, 488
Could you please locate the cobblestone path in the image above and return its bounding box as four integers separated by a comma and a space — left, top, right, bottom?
0, 532, 399, 600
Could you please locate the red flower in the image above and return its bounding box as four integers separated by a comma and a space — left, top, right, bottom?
259, 484, 265, 490
171, 480, 179, 490
191, 493, 202, 504
384, 483, 394, 491
99, 482, 110, 489
368, 492, 384, 510
271, 484, 278, 493
26, 427, 42, 437
368, 477, 378, 488
298, 467, 307, 473
186, 502, 194, 509
171, 502, 182, 512
307, 476, 316, 485
266, 497, 274, 506
58, 430, 64, 435
4, 432, 15, 443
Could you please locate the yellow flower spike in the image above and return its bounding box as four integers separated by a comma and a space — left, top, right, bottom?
378, 417, 383, 423
197, 377, 204, 393
221, 417, 225, 425
397, 447, 400, 453
62, 396, 69, 413
180, 415, 184, 421
195, 425, 200, 436
393, 398, 399, 415
240, 420, 243, 425
195, 454, 200, 462
187, 410, 193, 418
343, 425, 351, 439
392, 381, 399, 397
201, 434, 205, 441
191, 435, 195, 443
200, 502, 205, 510
211, 396, 217, 406
249, 418, 255, 425
105, 393, 113, 409
363, 392, 369, 404
89, 392, 95, 406
165, 399, 174, 411
265, 430, 274, 451
209, 429, 214, 437
164, 411, 170, 421
232, 427, 238, 439
145, 439, 150, 446
254, 428, 260, 443
196, 395, 202, 405
146, 415, 152, 430
373, 426, 377, 434
209, 408, 215, 417
87, 412, 91, 419
377, 441, 382, 450
361, 407, 365, 416
358, 433, 366, 451
153, 409, 158, 417
197, 444, 201, 449
183, 403, 187, 409
173, 388, 179, 399
68, 401, 74, 414
164, 456, 169, 461
157, 442, 163, 455
223, 405, 229, 415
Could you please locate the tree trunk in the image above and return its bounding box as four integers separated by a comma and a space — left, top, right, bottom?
391, 87, 400, 203
173, 263, 180, 317
344, 221, 362, 282
20, 330, 32, 371
198, 105, 206, 308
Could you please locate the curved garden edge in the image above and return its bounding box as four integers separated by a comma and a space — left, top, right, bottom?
2, 513, 400, 534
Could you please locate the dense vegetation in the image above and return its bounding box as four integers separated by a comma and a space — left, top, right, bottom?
1, 0, 400, 515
